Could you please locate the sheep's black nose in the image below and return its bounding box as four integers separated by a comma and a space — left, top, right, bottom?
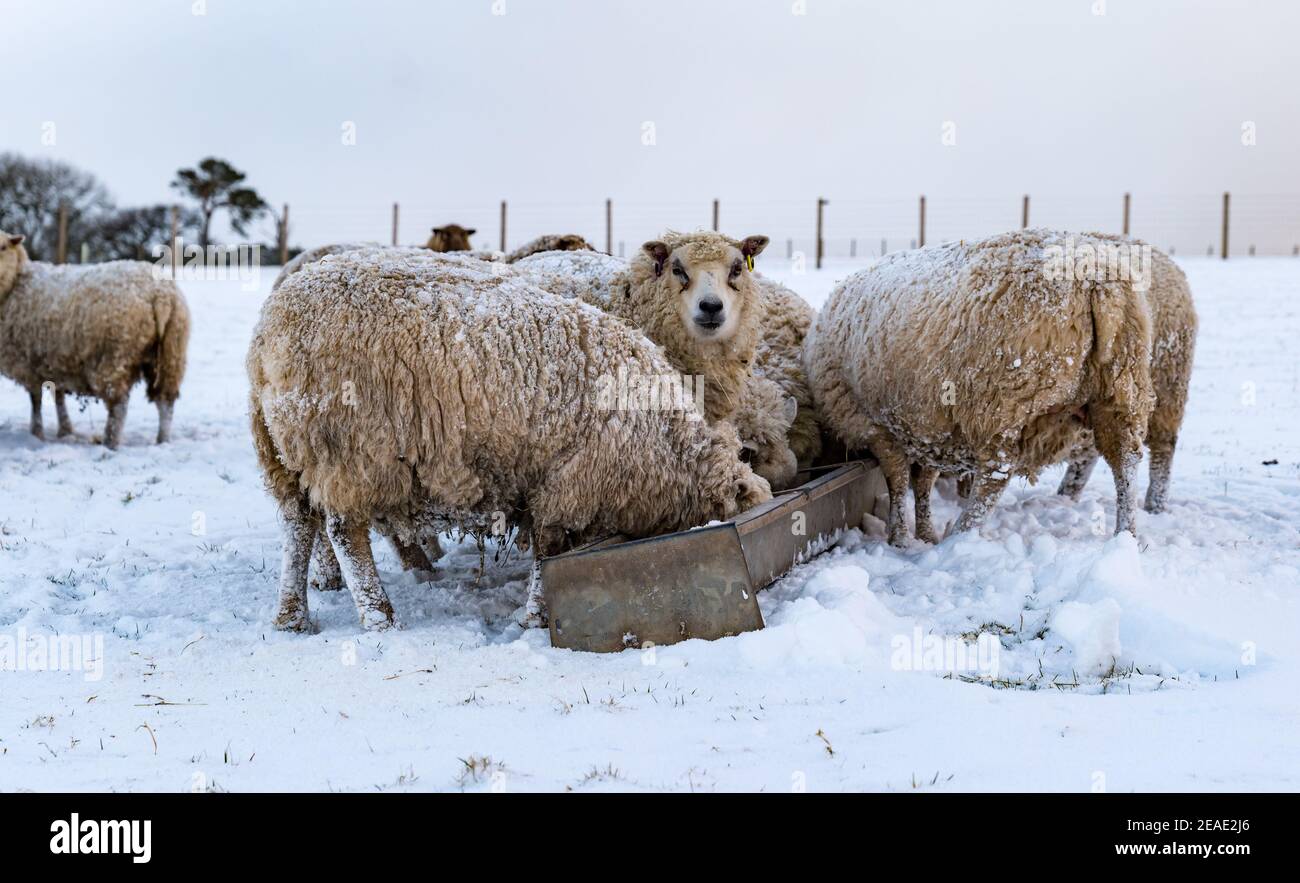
698, 298, 723, 316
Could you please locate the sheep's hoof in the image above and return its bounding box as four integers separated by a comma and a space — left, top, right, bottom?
886, 526, 911, 548
272, 610, 314, 633
310, 575, 345, 592
915, 526, 940, 545
358, 607, 398, 631
515, 599, 549, 630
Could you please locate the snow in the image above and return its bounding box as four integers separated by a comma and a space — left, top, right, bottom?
1, 256, 1298, 792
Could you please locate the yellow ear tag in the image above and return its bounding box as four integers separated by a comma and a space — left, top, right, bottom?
745, 255, 754, 272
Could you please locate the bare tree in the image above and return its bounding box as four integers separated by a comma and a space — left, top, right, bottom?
0, 153, 113, 261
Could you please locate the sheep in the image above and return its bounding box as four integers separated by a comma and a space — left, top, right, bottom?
514, 236, 807, 490
424, 224, 476, 252
1054, 237, 1197, 514
0, 232, 190, 449
505, 233, 596, 263
914, 237, 1196, 537
247, 247, 772, 631
807, 229, 1155, 546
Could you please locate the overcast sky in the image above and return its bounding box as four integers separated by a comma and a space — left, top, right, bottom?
4, 0, 1298, 253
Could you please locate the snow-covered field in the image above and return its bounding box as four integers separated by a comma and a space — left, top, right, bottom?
2, 255, 1297, 792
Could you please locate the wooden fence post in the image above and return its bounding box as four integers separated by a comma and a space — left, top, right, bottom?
1122, 192, 1131, 235
56, 203, 68, 265
500, 200, 507, 252
1021, 194, 1030, 229
170, 205, 180, 278
815, 198, 827, 269
605, 199, 612, 255
918, 195, 926, 248
712, 199, 719, 232
1221, 192, 1230, 260
280, 203, 290, 265
391, 202, 399, 247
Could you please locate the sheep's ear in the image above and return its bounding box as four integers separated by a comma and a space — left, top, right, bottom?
740, 235, 769, 260
642, 241, 670, 275
431, 226, 444, 234
6, 234, 24, 247
782, 395, 798, 424
464, 228, 477, 237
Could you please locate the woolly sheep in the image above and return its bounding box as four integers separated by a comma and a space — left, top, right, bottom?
1055, 237, 1196, 514
505, 233, 596, 263
424, 224, 476, 252
921, 237, 1196, 535
0, 232, 189, 448
247, 248, 771, 631
807, 229, 1155, 546
515, 237, 807, 490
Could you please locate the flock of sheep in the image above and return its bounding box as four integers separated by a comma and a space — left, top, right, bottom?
0, 222, 1196, 634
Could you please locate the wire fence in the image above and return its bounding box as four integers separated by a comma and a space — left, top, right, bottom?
271, 192, 1300, 264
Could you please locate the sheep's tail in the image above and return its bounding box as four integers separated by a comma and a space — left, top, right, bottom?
1086, 275, 1156, 429
147, 286, 190, 403
247, 370, 300, 507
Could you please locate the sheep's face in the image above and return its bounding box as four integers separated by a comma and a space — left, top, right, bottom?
426, 224, 476, 252
0, 233, 26, 295
642, 235, 769, 343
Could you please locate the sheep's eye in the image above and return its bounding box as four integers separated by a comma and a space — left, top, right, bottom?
730, 260, 742, 278
672, 264, 689, 284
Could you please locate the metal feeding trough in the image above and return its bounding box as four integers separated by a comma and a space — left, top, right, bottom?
542, 461, 888, 653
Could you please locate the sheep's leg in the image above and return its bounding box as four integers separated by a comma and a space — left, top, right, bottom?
1144, 438, 1176, 514
310, 529, 344, 591
520, 526, 564, 628
325, 512, 396, 631
868, 438, 912, 547
1056, 453, 1099, 500
521, 559, 547, 629
103, 398, 128, 450
388, 535, 434, 571
1092, 411, 1144, 536
949, 473, 1008, 537
27, 387, 44, 440
911, 464, 940, 544
156, 398, 175, 444
273, 500, 318, 632
55, 389, 74, 438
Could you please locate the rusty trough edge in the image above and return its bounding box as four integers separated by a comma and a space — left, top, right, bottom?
541, 460, 881, 653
